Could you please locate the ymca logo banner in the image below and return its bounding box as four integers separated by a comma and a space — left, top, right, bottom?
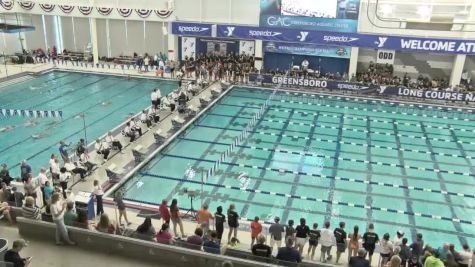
216, 24, 475, 55
171, 22, 213, 37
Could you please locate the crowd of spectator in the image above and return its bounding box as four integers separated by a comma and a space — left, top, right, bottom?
185, 53, 257, 83
5, 165, 475, 267
264, 61, 474, 92
351, 62, 459, 91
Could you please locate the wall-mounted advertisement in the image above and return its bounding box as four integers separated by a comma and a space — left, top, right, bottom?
260, 0, 359, 32
263, 41, 351, 59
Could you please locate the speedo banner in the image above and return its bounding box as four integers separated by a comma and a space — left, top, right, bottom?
249, 74, 475, 102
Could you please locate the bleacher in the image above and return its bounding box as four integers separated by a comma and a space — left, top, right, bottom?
16, 217, 322, 267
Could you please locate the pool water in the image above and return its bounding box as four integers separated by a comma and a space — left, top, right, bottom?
119, 86, 475, 248
0, 71, 177, 176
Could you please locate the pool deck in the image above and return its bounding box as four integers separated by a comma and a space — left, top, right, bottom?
3, 63, 472, 266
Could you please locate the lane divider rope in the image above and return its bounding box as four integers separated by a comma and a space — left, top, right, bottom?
227, 92, 475, 129
160, 153, 475, 200
139, 173, 475, 225
203, 90, 276, 180
232, 88, 475, 114
178, 137, 474, 177
198, 117, 475, 160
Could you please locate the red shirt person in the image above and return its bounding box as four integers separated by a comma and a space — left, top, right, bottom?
159, 199, 171, 223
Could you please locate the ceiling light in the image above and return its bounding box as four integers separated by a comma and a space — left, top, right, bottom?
378, 4, 393, 17
416, 5, 432, 18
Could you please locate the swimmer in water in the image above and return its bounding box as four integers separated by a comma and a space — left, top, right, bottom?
46, 118, 61, 126
32, 132, 49, 139
0, 125, 16, 132
101, 101, 112, 106
24, 119, 38, 127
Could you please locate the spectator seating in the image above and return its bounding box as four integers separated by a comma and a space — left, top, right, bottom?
16, 217, 280, 267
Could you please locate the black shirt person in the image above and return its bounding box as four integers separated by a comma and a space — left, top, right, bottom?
334, 221, 348, 264
214, 206, 225, 240
252, 235, 272, 258
295, 218, 310, 254
349, 248, 370, 267
4, 239, 31, 267
362, 223, 379, 265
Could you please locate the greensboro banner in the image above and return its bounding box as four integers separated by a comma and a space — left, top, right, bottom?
249, 74, 378, 93
249, 74, 475, 102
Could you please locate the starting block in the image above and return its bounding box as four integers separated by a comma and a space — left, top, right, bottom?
199, 97, 211, 107
132, 145, 146, 164
106, 163, 124, 183
172, 116, 185, 130
153, 129, 167, 145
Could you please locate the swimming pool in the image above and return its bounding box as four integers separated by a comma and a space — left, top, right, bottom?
0, 71, 177, 176
118, 86, 475, 248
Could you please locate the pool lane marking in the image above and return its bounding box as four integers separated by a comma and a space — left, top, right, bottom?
232, 88, 475, 114
178, 137, 474, 177
196, 124, 475, 173
212, 109, 475, 146
139, 172, 475, 225
159, 153, 475, 200
123, 194, 475, 240
7, 82, 150, 170
229, 90, 475, 120
224, 93, 475, 131
222, 103, 475, 144
196, 124, 475, 171
219, 102, 475, 138
1, 72, 83, 109
202, 114, 475, 160
0, 78, 131, 154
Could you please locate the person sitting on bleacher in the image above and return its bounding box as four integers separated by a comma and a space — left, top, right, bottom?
252, 235, 272, 258
203, 231, 221, 254
22, 196, 41, 220
0, 164, 13, 185
187, 227, 204, 250
78, 153, 96, 174
140, 110, 152, 128
148, 106, 160, 123
130, 118, 143, 136
75, 139, 87, 157
177, 90, 188, 113
187, 81, 199, 96
105, 131, 124, 154
123, 121, 141, 142
162, 96, 175, 112
94, 138, 110, 162
123, 122, 134, 142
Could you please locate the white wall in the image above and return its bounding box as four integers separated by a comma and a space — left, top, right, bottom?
0, 33, 22, 54
359, 0, 475, 38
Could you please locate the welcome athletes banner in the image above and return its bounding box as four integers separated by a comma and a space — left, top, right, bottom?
249, 74, 475, 102
217, 24, 475, 55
